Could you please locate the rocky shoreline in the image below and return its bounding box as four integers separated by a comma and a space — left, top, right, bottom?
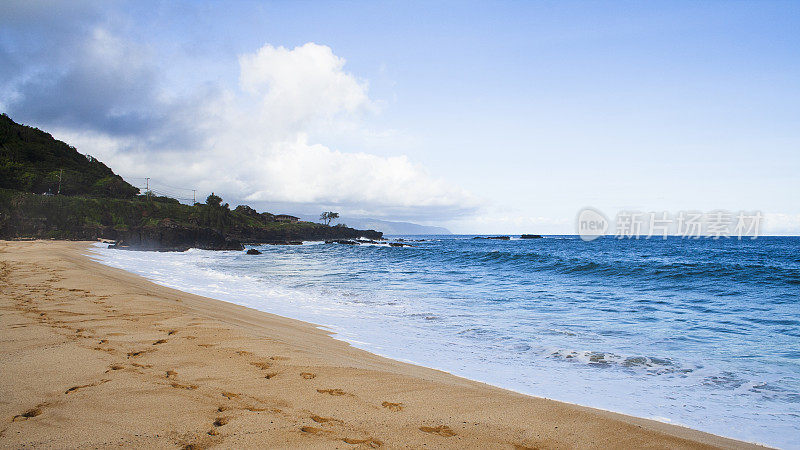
3, 216, 383, 252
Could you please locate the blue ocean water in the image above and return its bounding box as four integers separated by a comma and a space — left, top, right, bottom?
89, 236, 800, 447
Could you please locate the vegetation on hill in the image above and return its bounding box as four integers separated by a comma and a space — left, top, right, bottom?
0, 114, 139, 198
0, 114, 381, 249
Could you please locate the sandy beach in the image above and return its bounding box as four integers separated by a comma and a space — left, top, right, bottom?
0, 241, 761, 449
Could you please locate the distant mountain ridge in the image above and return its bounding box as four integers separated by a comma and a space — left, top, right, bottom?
302, 216, 451, 235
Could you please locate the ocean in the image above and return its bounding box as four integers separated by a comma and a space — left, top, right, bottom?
89, 236, 800, 448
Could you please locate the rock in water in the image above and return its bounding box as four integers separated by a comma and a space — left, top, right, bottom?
520, 234, 543, 239
246, 248, 262, 255
325, 239, 359, 245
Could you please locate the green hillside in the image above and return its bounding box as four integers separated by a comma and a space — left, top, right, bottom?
0, 114, 139, 198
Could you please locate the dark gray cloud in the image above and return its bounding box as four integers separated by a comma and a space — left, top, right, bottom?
0, 1, 206, 147
6, 45, 159, 136
0, 45, 16, 85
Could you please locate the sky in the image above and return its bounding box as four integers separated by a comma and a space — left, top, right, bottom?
1, 0, 799, 234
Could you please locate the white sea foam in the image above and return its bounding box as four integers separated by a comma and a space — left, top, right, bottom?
86, 239, 800, 448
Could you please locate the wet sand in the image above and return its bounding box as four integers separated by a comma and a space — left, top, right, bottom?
0, 240, 762, 448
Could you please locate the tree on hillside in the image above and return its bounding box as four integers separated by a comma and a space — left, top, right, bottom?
319, 211, 339, 226
206, 193, 222, 207
203, 193, 231, 231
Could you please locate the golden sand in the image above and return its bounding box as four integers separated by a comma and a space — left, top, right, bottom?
0, 241, 761, 448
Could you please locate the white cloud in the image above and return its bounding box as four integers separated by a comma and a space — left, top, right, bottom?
46, 39, 478, 220
239, 43, 375, 126
242, 134, 472, 207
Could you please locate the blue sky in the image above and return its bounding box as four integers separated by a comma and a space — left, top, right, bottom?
2, 1, 798, 233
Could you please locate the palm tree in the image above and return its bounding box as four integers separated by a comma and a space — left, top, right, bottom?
319, 211, 339, 226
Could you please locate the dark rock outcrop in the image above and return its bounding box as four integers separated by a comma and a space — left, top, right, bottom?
325, 239, 359, 245
109, 222, 243, 252
520, 234, 543, 239
356, 238, 380, 244
230, 226, 381, 244
474, 236, 511, 240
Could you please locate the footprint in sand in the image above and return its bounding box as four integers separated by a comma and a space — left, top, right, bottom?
270, 356, 289, 361
152, 339, 167, 345
263, 372, 278, 379
106, 364, 124, 372
343, 437, 384, 447
317, 388, 350, 396
301, 426, 332, 435
64, 385, 87, 394
300, 372, 316, 379
206, 418, 228, 436
419, 425, 456, 437
170, 382, 199, 390
245, 406, 273, 412
381, 401, 404, 412
221, 392, 239, 399
213, 417, 229, 427
12, 406, 44, 421
65, 379, 109, 394
250, 361, 272, 370
235, 350, 253, 356
311, 414, 342, 425
166, 370, 178, 379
